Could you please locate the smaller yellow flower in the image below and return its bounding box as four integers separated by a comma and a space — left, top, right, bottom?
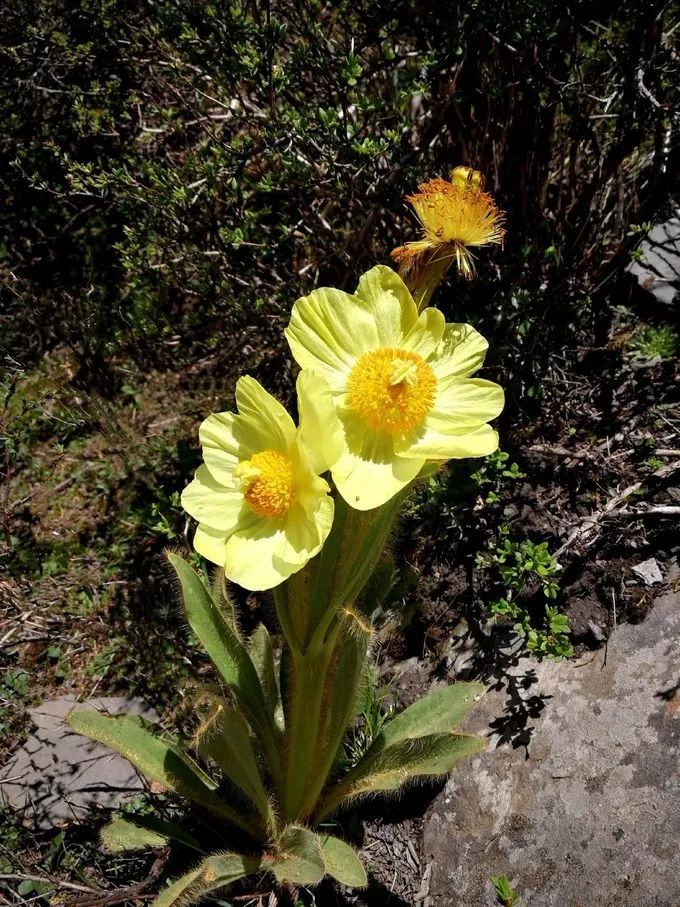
181, 375, 334, 591
391, 167, 505, 284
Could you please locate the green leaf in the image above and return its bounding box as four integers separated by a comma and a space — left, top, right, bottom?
374, 683, 484, 748
319, 834, 367, 888
316, 733, 484, 820
168, 554, 280, 779
101, 816, 167, 852
249, 623, 281, 724
152, 852, 261, 907
210, 568, 236, 626
198, 705, 274, 830
67, 709, 258, 838
152, 867, 203, 907
267, 826, 325, 885
101, 813, 204, 854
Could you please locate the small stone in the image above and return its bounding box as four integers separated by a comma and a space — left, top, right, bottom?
632, 557, 664, 586
0, 695, 159, 829
588, 621, 606, 642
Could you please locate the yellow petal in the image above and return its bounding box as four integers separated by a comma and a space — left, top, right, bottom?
394, 379, 503, 458
199, 412, 254, 485
433, 377, 505, 423
401, 306, 446, 360
430, 323, 489, 380
181, 465, 254, 531
275, 497, 334, 566
296, 371, 344, 473
398, 422, 500, 460
234, 376, 296, 452
332, 413, 423, 510
223, 522, 297, 591
285, 287, 379, 388
354, 265, 418, 347
193, 523, 230, 567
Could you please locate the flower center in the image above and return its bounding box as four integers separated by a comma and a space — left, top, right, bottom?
347, 348, 436, 434
235, 449, 296, 519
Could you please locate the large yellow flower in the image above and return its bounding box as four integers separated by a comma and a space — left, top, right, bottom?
391, 168, 505, 285
285, 265, 504, 510
181, 375, 334, 591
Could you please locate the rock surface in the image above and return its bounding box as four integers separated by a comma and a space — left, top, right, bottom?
0, 696, 159, 829
628, 216, 680, 306
424, 591, 680, 906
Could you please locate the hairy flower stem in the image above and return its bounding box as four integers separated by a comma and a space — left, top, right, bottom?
276, 490, 409, 822
299, 626, 370, 820
280, 623, 341, 822
404, 247, 456, 311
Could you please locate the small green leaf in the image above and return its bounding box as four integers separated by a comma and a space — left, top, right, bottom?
267, 826, 325, 885
101, 816, 167, 852
319, 834, 367, 887
491, 873, 520, 905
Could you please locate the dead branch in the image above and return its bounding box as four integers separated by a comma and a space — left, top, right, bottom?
555, 459, 680, 556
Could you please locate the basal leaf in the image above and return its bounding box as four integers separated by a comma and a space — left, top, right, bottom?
319, 833, 367, 888
316, 733, 484, 820
151, 866, 203, 907
374, 682, 484, 748
249, 623, 281, 725
267, 825, 325, 885
68, 709, 258, 837
101, 813, 204, 854
152, 852, 261, 907
198, 704, 274, 829
101, 816, 168, 852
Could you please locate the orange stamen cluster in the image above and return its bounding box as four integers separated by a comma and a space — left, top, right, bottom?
237, 449, 296, 519
347, 348, 436, 434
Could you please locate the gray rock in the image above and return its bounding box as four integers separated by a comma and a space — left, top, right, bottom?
0, 695, 159, 829
632, 557, 664, 586
424, 592, 680, 906
628, 216, 680, 306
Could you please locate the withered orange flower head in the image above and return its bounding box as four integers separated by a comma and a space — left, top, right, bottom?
392, 167, 506, 283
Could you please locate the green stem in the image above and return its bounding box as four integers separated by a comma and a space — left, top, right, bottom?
276, 483, 415, 823
281, 624, 340, 822
299, 626, 369, 820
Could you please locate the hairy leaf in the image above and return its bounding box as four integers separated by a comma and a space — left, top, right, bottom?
101, 816, 168, 852
249, 623, 281, 725
198, 704, 273, 828
210, 568, 236, 627
152, 866, 203, 907
267, 825, 325, 885
68, 709, 257, 836
319, 833, 367, 888
374, 682, 484, 748
152, 852, 261, 907
101, 813, 204, 854
316, 733, 484, 820
168, 554, 280, 778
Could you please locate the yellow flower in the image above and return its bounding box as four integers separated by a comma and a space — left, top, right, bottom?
181, 375, 334, 591
391, 167, 505, 284
285, 265, 504, 510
